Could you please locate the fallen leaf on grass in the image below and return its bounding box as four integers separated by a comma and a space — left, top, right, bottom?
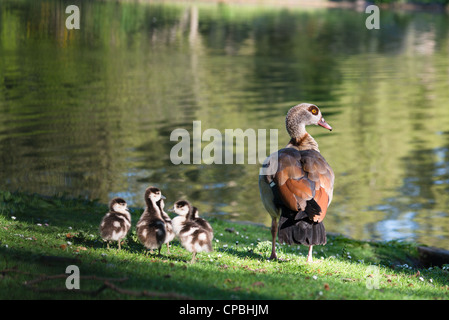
324, 283, 330, 291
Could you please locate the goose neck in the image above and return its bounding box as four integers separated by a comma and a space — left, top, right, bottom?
286, 132, 320, 152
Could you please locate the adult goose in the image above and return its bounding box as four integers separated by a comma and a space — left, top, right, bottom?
259, 103, 334, 263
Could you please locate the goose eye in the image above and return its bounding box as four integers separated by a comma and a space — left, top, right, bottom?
309, 106, 318, 115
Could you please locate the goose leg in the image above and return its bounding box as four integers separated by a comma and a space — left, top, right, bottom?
118, 241, 121, 250
307, 245, 313, 263
269, 218, 278, 260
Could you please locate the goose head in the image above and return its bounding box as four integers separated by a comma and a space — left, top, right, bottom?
144, 186, 166, 205
286, 103, 332, 138
110, 197, 129, 214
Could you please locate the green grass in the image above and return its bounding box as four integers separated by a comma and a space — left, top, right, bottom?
1, 190, 449, 300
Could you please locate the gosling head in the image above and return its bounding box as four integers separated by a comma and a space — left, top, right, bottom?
144, 186, 166, 204
109, 197, 129, 214
172, 200, 192, 217
286, 103, 332, 138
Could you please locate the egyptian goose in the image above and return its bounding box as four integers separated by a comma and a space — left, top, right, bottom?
171, 200, 213, 263
136, 186, 167, 255
99, 197, 131, 250
259, 103, 334, 263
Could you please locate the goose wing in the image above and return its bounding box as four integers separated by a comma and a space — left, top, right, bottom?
262, 148, 334, 222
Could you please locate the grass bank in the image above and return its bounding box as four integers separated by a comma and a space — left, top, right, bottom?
0, 191, 448, 300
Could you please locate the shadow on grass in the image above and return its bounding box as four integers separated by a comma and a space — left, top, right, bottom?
0, 244, 282, 300
216, 247, 268, 261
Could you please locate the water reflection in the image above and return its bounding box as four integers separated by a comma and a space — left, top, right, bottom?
1, 1, 449, 247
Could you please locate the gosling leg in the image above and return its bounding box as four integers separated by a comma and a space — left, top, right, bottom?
190, 252, 197, 264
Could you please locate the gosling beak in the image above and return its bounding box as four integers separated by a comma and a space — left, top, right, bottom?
167, 207, 175, 212
318, 117, 332, 131
161, 195, 166, 200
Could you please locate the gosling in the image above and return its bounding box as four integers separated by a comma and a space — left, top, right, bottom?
191, 206, 213, 235
171, 200, 213, 263
160, 197, 175, 254
100, 197, 131, 250
136, 186, 167, 255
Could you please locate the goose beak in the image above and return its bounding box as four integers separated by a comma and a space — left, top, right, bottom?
161, 195, 166, 200
318, 117, 332, 131
167, 207, 175, 212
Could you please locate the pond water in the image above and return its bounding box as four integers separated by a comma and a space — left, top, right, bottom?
1, 0, 449, 247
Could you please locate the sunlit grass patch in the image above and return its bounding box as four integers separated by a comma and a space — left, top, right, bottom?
1, 191, 449, 300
